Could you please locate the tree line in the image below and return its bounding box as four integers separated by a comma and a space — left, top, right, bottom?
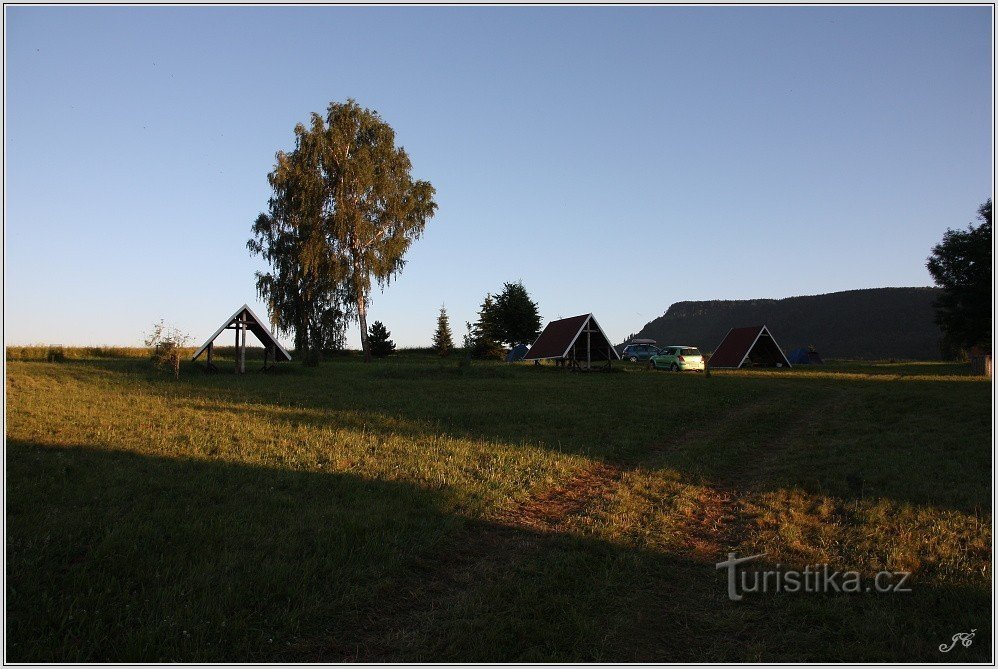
247, 98, 989, 365
362, 280, 542, 360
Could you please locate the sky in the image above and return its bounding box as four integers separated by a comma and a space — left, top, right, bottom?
4, 6, 993, 349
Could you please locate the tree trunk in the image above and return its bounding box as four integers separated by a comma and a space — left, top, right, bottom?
307, 316, 323, 366
310, 329, 323, 366
357, 291, 371, 363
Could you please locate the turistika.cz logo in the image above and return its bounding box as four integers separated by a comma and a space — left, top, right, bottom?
715, 552, 912, 602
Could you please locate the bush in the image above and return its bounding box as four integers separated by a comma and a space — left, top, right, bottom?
144, 320, 190, 378
46, 346, 66, 363
368, 321, 396, 358
462, 315, 505, 361
471, 337, 505, 361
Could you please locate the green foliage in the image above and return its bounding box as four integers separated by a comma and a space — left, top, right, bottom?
462, 283, 540, 358
488, 281, 542, 347
466, 296, 505, 360
432, 305, 454, 357
143, 320, 190, 379
251, 99, 436, 362
471, 338, 504, 361
368, 321, 396, 358
45, 346, 65, 363
926, 199, 992, 353
248, 132, 354, 365
318, 305, 349, 353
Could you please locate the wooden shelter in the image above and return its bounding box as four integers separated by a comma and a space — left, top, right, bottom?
707, 325, 791, 369
523, 313, 620, 370
192, 304, 291, 373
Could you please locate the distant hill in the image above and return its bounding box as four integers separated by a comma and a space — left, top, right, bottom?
623, 287, 944, 360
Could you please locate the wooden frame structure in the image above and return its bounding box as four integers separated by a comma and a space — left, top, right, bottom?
523, 313, 621, 371
191, 304, 292, 373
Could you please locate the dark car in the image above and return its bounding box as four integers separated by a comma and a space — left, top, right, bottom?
621, 343, 662, 362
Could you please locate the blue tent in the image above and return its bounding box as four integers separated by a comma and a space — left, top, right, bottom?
788, 347, 823, 365
506, 343, 530, 362
788, 348, 808, 364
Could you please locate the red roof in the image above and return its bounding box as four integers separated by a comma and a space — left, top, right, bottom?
523, 314, 620, 361
523, 314, 590, 359
707, 325, 791, 369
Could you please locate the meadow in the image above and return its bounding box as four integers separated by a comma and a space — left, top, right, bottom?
5, 349, 992, 662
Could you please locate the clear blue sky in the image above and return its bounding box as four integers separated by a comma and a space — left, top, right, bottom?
5, 6, 993, 348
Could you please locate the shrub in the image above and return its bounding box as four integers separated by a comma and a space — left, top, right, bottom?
46, 346, 66, 363
368, 321, 396, 358
144, 320, 190, 379
472, 337, 505, 361
462, 316, 504, 361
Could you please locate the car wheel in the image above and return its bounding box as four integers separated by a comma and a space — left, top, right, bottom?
670, 363, 679, 372
629, 356, 638, 363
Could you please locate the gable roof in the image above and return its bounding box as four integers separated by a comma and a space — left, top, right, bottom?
523, 313, 621, 361
192, 304, 292, 362
707, 325, 790, 369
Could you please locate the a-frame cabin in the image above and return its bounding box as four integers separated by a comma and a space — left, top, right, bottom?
523, 313, 620, 370
706, 325, 791, 369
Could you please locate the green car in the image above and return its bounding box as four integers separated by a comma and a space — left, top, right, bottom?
650, 345, 705, 372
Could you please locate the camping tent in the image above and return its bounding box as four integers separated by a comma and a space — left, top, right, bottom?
506, 343, 530, 362
707, 325, 791, 369
787, 347, 824, 365
523, 313, 620, 369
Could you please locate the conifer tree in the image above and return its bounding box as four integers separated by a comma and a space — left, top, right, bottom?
368, 321, 396, 358
432, 305, 454, 357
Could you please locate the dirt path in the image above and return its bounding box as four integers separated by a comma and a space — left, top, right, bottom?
495, 461, 625, 533
665, 390, 847, 561
312, 397, 820, 661
676, 486, 746, 560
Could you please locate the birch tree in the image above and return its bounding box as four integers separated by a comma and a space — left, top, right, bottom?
251, 99, 437, 362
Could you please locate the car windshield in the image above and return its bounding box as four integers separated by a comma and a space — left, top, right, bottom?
681, 348, 701, 357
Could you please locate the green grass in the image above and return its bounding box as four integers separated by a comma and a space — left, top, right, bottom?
5, 352, 992, 661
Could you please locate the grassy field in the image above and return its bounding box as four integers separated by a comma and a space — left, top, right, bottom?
5, 351, 992, 661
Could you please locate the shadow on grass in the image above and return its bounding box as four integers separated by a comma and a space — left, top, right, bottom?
7, 440, 990, 662
233, 398, 987, 515
43, 356, 993, 515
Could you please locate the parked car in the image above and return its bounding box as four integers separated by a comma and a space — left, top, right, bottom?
621, 343, 662, 362
650, 345, 705, 372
